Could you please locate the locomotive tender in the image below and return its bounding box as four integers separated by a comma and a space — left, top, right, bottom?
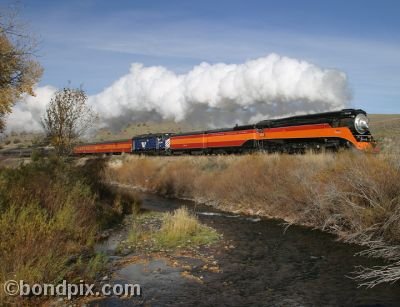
73, 109, 375, 155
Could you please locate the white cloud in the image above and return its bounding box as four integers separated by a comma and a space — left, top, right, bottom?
5, 85, 57, 133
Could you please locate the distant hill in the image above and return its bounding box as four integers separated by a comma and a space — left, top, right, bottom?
92, 120, 206, 142
368, 114, 400, 150
0, 131, 44, 151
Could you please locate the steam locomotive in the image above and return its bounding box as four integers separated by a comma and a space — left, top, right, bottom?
73, 109, 376, 155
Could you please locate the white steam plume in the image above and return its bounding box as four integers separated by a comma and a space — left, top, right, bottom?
5, 53, 351, 133
5, 85, 57, 133
89, 53, 350, 129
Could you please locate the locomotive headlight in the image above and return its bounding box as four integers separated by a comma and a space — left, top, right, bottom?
354, 114, 369, 134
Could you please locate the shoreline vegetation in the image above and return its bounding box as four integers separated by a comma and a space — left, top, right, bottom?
105, 151, 400, 287
0, 157, 136, 304
0, 156, 221, 304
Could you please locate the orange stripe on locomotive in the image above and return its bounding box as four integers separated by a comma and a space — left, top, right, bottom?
169, 123, 373, 151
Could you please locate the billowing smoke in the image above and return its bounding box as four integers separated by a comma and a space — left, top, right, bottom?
5, 53, 351, 133
90, 53, 351, 129
5, 85, 57, 133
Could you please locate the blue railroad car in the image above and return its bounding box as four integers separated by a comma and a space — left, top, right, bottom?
132, 133, 173, 153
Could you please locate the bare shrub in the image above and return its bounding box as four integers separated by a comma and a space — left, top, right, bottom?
354, 259, 400, 288
42, 86, 97, 156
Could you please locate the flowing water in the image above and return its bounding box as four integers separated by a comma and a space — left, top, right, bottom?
92, 192, 400, 306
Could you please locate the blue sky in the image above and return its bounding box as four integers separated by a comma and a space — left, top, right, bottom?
19, 0, 400, 114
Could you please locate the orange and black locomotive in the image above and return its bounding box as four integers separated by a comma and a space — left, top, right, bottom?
73, 109, 376, 155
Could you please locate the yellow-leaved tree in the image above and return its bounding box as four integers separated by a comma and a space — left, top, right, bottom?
0, 4, 43, 131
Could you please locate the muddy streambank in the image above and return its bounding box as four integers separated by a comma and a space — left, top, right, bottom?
91, 191, 400, 306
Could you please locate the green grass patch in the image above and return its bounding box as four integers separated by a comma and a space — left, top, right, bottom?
124, 208, 220, 252
155, 207, 220, 248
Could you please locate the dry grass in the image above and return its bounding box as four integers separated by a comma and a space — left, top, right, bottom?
105, 151, 400, 286
105, 152, 400, 236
